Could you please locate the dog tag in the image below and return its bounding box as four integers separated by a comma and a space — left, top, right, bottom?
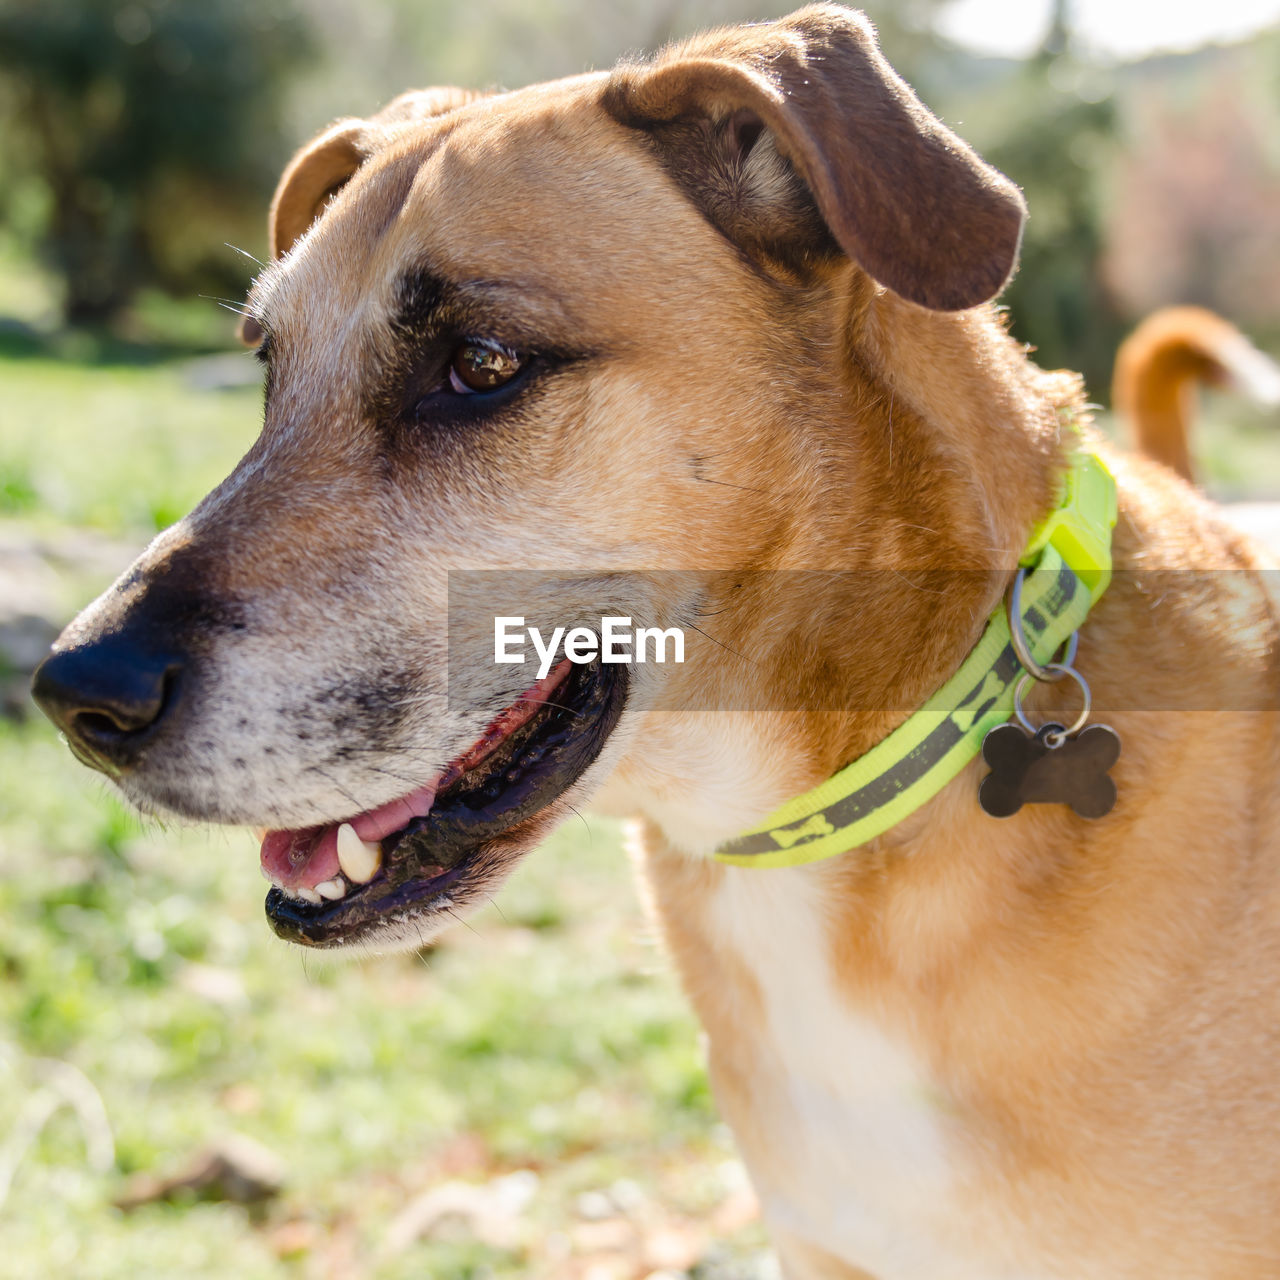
979, 722, 1120, 819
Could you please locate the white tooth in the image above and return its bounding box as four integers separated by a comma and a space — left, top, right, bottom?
315, 877, 347, 900
252, 827, 268, 842
336, 823, 382, 884
295, 886, 323, 904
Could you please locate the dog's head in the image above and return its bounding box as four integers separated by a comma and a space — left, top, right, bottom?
33, 5, 1028, 950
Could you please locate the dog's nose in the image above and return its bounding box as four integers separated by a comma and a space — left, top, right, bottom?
31, 642, 183, 772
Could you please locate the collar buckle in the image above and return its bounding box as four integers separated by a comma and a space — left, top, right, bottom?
1018, 451, 1118, 600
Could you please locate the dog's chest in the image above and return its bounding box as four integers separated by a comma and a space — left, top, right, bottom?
705, 868, 1034, 1280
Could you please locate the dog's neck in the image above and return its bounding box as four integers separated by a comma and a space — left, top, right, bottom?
607, 280, 1084, 855
854, 289, 1070, 558
795, 288, 1080, 766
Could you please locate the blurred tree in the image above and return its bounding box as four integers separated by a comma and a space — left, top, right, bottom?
950, 9, 1127, 400
287, 0, 958, 148
1104, 48, 1280, 341
985, 74, 1124, 399
0, 0, 313, 326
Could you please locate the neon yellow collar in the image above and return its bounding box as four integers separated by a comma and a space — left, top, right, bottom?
714, 449, 1118, 868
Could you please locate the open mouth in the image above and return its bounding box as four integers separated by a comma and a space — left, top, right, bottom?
261, 658, 626, 948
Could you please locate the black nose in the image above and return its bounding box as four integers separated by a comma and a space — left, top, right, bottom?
31, 641, 183, 773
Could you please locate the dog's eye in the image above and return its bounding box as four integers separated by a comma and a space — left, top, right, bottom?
448, 339, 526, 394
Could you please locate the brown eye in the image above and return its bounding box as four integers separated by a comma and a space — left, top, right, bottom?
449, 339, 525, 394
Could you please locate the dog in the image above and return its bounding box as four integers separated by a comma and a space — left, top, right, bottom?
1113, 304, 1280, 484
32, 6, 1280, 1277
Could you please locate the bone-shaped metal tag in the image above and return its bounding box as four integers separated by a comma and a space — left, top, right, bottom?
979, 722, 1120, 819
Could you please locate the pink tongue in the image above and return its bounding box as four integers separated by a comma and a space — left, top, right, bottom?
258, 659, 573, 891
259, 783, 438, 891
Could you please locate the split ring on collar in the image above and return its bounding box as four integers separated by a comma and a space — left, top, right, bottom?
1013, 662, 1092, 745
1007, 566, 1078, 682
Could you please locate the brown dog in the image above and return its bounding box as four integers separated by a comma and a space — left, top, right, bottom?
33, 7, 1280, 1277
1113, 304, 1280, 484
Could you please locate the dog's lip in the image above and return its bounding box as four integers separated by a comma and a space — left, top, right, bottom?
257, 659, 574, 896
263, 657, 627, 948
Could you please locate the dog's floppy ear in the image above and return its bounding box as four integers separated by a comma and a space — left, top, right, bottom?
603, 4, 1025, 311
266, 119, 367, 265
241, 87, 486, 345
266, 87, 486, 262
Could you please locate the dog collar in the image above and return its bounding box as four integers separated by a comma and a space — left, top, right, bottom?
714, 449, 1118, 868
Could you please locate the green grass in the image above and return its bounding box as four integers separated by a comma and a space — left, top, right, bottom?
0, 711, 753, 1279
0, 301, 768, 1279
1096, 392, 1280, 503
1187, 394, 1280, 501
0, 353, 261, 535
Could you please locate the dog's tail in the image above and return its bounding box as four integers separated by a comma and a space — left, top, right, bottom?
1112, 306, 1280, 484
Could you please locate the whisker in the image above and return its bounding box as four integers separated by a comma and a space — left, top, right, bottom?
366, 763, 429, 788
884, 569, 946, 595
307, 765, 364, 812
566, 803, 592, 844
325, 747, 452, 773
209, 300, 252, 319
682, 619, 754, 665
443, 905, 479, 936
694, 477, 770, 495
887, 388, 895, 468
366, 690, 585, 719
225, 242, 267, 268
516, 696, 584, 717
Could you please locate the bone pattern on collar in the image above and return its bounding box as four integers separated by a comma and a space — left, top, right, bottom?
714, 450, 1117, 868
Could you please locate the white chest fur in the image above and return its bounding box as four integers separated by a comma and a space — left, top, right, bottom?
707, 866, 1037, 1280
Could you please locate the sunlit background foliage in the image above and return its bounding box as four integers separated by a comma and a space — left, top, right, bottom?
2, 0, 1278, 381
